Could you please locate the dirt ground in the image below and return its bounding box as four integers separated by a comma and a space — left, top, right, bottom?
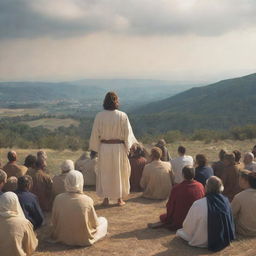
33, 189, 256, 256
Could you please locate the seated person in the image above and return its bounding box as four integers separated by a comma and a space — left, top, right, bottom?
222, 153, 241, 201
155, 139, 171, 161
3, 151, 27, 178
243, 152, 256, 172
0, 192, 38, 256
51, 170, 108, 246
3, 176, 18, 192
24, 154, 37, 171
171, 146, 193, 184
52, 160, 74, 197
80, 151, 98, 186
140, 147, 174, 200
37, 151, 48, 172
129, 143, 147, 192
195, 154, 213, 186
233, 150, 244, 170
232, 170, 256, 236
212, 149, 226, 178
75, 152, 90, 171
28, 160, 53, 212
177, 176, 235, 252
16, 175, 44, 230
149, 166, 205, 230
0, 169, 7, 195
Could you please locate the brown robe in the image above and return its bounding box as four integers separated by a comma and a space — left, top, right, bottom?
212, 160, 225, 178
221, 164, 242, 201
0, 216, 38, 256
3, 162, 27, 178
27, 168, 53, 211
129, 156, 147, 192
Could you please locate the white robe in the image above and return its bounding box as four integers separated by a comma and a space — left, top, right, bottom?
171, 155, 194, 184
176, 197, 208, 248
89, 109, 137, 199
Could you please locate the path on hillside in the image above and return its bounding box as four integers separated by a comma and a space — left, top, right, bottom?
34, 191, 256, 256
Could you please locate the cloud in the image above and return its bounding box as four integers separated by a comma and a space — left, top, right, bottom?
0, 0, 256, 39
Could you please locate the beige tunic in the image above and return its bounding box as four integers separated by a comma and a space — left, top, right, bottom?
51, 192, 99, 246
140, 160, 174, 200
81, 158, 98, 186
231, 188, 256, 236
52, 173, 68, 197
0, 216, 38, 256
89, 110, 137, 199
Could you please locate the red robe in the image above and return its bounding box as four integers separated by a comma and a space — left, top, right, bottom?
160, 180, 205, 230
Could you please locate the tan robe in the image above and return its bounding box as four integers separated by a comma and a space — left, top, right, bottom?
140, 160, 174, 200
80, 158, 98, 186
52, 173, 68, 197
3, 162, 27, 178
27, 168, 53, 211
89, 110, 137, 199
0, 216, 38, 256
51, 192, 99, 246
231, 188, 256, 236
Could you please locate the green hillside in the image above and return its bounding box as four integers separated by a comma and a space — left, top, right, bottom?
131, 73, 256, 134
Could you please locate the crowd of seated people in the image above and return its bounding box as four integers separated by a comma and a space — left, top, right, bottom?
0, 143, 256, 255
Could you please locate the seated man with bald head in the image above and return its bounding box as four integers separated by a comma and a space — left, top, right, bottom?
3, 151, 27, 178
177, 176, 235, 251
140, 147, 174, 200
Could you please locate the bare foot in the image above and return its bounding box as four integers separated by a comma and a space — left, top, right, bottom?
117, 198, 126, 206
101, 198, 109, 206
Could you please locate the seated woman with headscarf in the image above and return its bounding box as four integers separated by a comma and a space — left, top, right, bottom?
0, 192, 38, 256
176, 176, 235, 252
51, 170, 108, 246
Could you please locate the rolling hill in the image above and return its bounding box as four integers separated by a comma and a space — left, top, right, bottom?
131, 73, 256, 134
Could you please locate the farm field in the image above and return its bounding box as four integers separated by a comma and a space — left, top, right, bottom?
22, 118, 80, 131
0, 139, 256, 256
0, 108, 46, 117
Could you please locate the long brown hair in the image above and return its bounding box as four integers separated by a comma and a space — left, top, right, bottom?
103, 92, 119, 110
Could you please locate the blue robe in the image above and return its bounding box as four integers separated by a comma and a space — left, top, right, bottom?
16, 190, 44, 229
207, 193, 235, 251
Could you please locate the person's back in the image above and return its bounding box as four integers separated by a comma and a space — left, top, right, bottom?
171, 155, 193, 184
0, 192, 38, 256
129, 156, 147, 192
51, 170, 108, 246
232, 170, 256, 236
141, 160, 173, 199
52, 173, 67, 196
81, 158, 97, 186
16, 175, 44, 230
195, 166, 214, 186
28, 164, 53, 211
222, 154, 241, 201
159, 166, 205, 230
3, 162, 27, 178
52, 192, 98, 246
212, 149, 227, 178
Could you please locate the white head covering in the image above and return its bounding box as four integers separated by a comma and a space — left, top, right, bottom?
0, 192, 25, 218
61, 160, 74, 172
64, 170, 84, 193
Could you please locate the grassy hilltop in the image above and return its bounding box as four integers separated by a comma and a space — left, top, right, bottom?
1, 140, 254, 256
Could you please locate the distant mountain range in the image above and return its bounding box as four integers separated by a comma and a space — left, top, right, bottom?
0, 79, 196, 112
131, 73, 256, 135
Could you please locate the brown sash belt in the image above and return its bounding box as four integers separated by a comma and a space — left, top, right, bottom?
101, 139, 124, 144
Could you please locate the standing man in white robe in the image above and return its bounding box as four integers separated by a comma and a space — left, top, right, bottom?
89, 92, 137, 206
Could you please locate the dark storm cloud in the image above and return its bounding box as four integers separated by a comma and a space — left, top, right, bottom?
0, 0, 256, 39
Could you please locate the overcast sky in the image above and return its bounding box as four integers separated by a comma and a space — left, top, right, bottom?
0, 0, 256, 83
